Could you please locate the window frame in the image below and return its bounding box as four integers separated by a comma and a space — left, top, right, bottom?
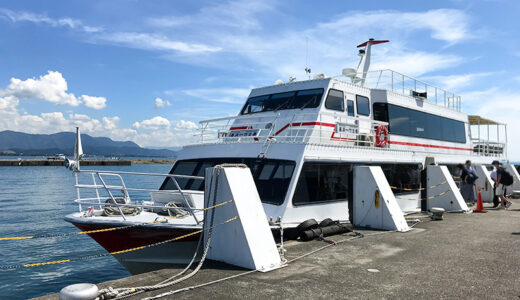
355, 95, 370, 116
292, 162, 351, 206
346, 100, 355, 117
160, 158, 296, 206
240, 88, 325, 115
324, 89, 345, 112
372, 103, 467, 144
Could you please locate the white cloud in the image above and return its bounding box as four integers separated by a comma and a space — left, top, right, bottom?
0, 71, 107, 109
154, 97, 171, 108
96, 32, 221, 54
182, 88, 251, 104
81, 95, 107, 110
0, 8, 102, 33
175, 120, 198, 130
425, 72, 494, 91
132, 116, 170, 130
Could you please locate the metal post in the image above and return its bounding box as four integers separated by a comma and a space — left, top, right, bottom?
75, 172, 81, 212
402, 74, 405, 94
391, 71, 394, 91
97, 173, 127, 220
91, 173, 101, 209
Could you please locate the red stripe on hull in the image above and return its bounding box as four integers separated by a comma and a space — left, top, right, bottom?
388, 140, 473, 151
73, 223, 201, 253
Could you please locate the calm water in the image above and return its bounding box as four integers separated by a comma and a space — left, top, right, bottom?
0, 164, 172, 299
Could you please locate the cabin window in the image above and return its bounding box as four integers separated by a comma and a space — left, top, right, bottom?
293, 162, 350, 205
372, 103, 388, 122
241, 88, 324, 115
380, 164, 422, 195
356, 95, 370, 116
264, 92, 295, 111
347, 100, 355, 117
243, 95, 269, 114
161, 158, 295, 205
373, 103, 466, 143
287, 89, 324, 109
325, 89, 344, 112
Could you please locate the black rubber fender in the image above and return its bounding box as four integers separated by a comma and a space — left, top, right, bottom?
300, 223, 353, 241
288, 219, 318, 240
319, 218, 335, 228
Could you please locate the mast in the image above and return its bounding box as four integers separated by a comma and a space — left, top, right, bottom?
355, 38, 389, 86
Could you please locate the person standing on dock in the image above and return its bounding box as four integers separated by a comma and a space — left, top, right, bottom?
492, 160, 513, 209
458, 160, 477, 205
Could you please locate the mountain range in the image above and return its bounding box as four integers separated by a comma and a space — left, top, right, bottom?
0, 130, 177, 157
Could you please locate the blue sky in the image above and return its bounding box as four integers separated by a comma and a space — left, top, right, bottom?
0, 0, 520, 157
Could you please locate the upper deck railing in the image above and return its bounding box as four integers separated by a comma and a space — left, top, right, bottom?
197, 111, 388, 148
337, 69, 462, 112
195, 111, 505, 158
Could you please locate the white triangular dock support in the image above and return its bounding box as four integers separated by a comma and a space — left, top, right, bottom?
426, 165, 469, 212
474, 165, 494, 202
353, 166, 410, 232
203, 165, 282, 272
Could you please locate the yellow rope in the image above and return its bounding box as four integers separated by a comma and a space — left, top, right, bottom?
15, 216, 239, 269
1, 200, 233, 240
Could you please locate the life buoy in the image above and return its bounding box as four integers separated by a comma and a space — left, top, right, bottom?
375, 124, 388, 147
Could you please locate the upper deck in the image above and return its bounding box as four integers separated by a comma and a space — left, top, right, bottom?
187, 39, 506, 162
187, 69, 506, 162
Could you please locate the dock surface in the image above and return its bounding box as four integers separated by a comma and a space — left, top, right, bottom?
38, 201, 520, 299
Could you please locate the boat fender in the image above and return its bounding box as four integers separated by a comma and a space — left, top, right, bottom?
300, 223, 353, 241
318, 218, 336, 228
288, 219, 318, 240
375, 124, 389, 147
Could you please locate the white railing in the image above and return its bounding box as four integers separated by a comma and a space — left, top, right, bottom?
471, 139, 506, 157
340, 69, 462, 111
73, 170, 204, 223
196, 111, 389, 148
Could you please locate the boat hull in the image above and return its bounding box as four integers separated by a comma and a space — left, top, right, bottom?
72, 223, 201, 274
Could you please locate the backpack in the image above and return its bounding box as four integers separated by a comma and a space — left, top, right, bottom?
501, 169, 514, 186
466, 172, 478, 184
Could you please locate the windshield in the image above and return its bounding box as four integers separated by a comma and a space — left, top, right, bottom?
241, 88, 324, 115
160, 158, 296, 205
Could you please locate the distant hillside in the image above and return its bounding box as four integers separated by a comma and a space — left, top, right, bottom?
0, 130, 177, 157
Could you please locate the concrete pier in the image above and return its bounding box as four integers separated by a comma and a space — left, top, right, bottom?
37, 199, 520, 299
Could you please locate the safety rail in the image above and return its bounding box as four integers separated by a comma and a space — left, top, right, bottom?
471, 139, 506, 157
196, 111, 389, 149
337, 69, 462, 111
73, 170, 204, 223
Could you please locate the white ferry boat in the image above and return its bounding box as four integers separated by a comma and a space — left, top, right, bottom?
64, 39, 508, 274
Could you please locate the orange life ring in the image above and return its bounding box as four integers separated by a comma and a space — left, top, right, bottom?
375, 124, 388, 147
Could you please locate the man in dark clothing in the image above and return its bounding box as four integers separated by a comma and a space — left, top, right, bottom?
492, 160, 512, 208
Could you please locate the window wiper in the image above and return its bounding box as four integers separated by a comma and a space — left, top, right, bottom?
272, 98, 291, 112
300, 95, 318, 110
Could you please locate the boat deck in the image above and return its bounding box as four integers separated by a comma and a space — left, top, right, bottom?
38, 200, 520, 299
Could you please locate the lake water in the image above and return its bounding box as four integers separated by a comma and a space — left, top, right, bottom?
0, 164, 172, 299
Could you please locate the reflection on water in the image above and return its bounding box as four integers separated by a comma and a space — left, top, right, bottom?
0, 164, 172, 299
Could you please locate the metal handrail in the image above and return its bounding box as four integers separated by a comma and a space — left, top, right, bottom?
73, 170, 204, 224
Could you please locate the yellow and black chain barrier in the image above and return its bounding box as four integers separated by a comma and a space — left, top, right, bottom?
0, 200, 233, 241
0, 216, 238, 270
398, 190, 451, 201
389, 180, 447, 192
